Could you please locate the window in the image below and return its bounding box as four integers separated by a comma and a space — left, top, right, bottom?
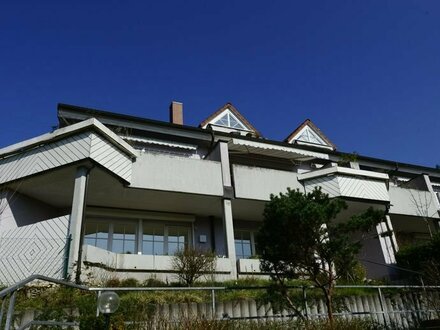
167, 226, 189, 255
112, 223, 136, 254
297, 126, 326, 145
84, 223, 110, 250
234, 230, 254, 259
213, 111, 247, 130
142, 223, 190, 256
142, 224, 164, 255
83, 218, 192, 256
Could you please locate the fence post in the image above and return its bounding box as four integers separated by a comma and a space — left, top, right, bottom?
0, 297, 5, 327
96, 291, 101, 317
302, 286, 309, 320
377, 287, 388, 327
211, 289, 216, 318
5, 291, 17, 330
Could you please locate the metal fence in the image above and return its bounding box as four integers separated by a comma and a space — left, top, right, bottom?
1, 276, 440, 329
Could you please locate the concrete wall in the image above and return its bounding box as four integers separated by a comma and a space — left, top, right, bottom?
81, 244, 234, 283
232, 165, 303, 201
389, 186, 439, 218
131, 152, 224, 196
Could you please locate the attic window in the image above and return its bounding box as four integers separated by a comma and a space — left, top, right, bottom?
297, 126, 326, 145
213, 111, 247, 130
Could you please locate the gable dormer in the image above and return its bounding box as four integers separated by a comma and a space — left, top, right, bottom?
200, 103, 261, 137
285, 119, 336, 150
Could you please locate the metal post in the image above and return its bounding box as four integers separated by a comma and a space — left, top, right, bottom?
377, 287, 388, 327
302, 286, 309, 320
96, 291, 101, 317
5, 291, 17, 330
211, 289, 216, 318
0, 297, 5, 327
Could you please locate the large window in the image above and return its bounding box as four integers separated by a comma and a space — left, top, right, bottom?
234, 230, 254, 259
84, 219, 191, 256
142, 223, 190, 255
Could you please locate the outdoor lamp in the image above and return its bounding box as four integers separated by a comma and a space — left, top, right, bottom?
98, 291, 120, 329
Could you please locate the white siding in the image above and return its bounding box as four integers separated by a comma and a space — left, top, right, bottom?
89, 133, 132, 182
0, 133, 91, 184
0, 215, 69, 284
304, 175, 389, 202
0, 131, 133, 184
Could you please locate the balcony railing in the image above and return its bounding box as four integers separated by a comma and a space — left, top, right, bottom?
298, 166, 390, 202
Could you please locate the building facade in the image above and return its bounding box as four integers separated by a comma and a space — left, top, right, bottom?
0, 102, 439, 284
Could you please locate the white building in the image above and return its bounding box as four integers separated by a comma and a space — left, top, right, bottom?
0, 102, 438, 284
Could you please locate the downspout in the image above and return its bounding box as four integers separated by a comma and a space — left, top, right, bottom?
203, 125, 216, 160
75, 165, 94, 284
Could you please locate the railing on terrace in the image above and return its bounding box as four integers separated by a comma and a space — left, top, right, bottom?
1, 275, 440, 329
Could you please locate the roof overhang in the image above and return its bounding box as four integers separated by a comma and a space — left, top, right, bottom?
0, 119, 137, 185
228, 138, 329, 161
0, 118, 137, 160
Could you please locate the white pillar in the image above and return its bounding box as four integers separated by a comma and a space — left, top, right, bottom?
67, 166, 88, 278
222, 199, 237, 278
218, 141, 237, 278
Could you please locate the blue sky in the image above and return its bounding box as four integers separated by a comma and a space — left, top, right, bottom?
1, 1, 439, 167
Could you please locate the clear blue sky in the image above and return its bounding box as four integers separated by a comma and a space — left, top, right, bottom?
1, 1, 439, 167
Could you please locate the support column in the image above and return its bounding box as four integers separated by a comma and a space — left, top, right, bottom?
67, 166, 89, 278
218, 141, 237, 278
222, 199, 237, 278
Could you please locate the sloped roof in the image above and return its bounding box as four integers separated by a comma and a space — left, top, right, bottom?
199, 103, 262, 137
284, 119, 336, 150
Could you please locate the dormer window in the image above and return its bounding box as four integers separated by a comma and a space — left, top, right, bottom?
213, 110, 247, 130
199, 103, 261, 137
284, 119, 336, 151
296, 126, 326, 145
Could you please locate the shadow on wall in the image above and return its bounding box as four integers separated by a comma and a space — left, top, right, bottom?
0, 189, 66, 229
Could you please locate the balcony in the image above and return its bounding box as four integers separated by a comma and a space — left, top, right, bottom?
298, 166, 390, 202
82, 245, 233, 273
389, 186, 439, 218
232, 164, 303, 201
130, 152, 224, 196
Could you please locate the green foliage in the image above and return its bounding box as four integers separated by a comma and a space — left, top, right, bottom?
172, 246, 217, 286
396, 233, 440, 285
256, 187, 385, 322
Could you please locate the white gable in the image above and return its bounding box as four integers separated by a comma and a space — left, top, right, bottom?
288, 124, 333, 150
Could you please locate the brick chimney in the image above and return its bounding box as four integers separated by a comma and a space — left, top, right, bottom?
169, 101, 183, 125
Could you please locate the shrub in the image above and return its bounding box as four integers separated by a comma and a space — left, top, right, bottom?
172, 247, 217, 286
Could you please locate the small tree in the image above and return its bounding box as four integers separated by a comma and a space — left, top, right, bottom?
256, 188, 384, 324
396, 233, 440, 285
172, 247, 217, 286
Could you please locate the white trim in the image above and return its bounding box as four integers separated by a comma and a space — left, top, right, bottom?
298, 166, 389, 181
